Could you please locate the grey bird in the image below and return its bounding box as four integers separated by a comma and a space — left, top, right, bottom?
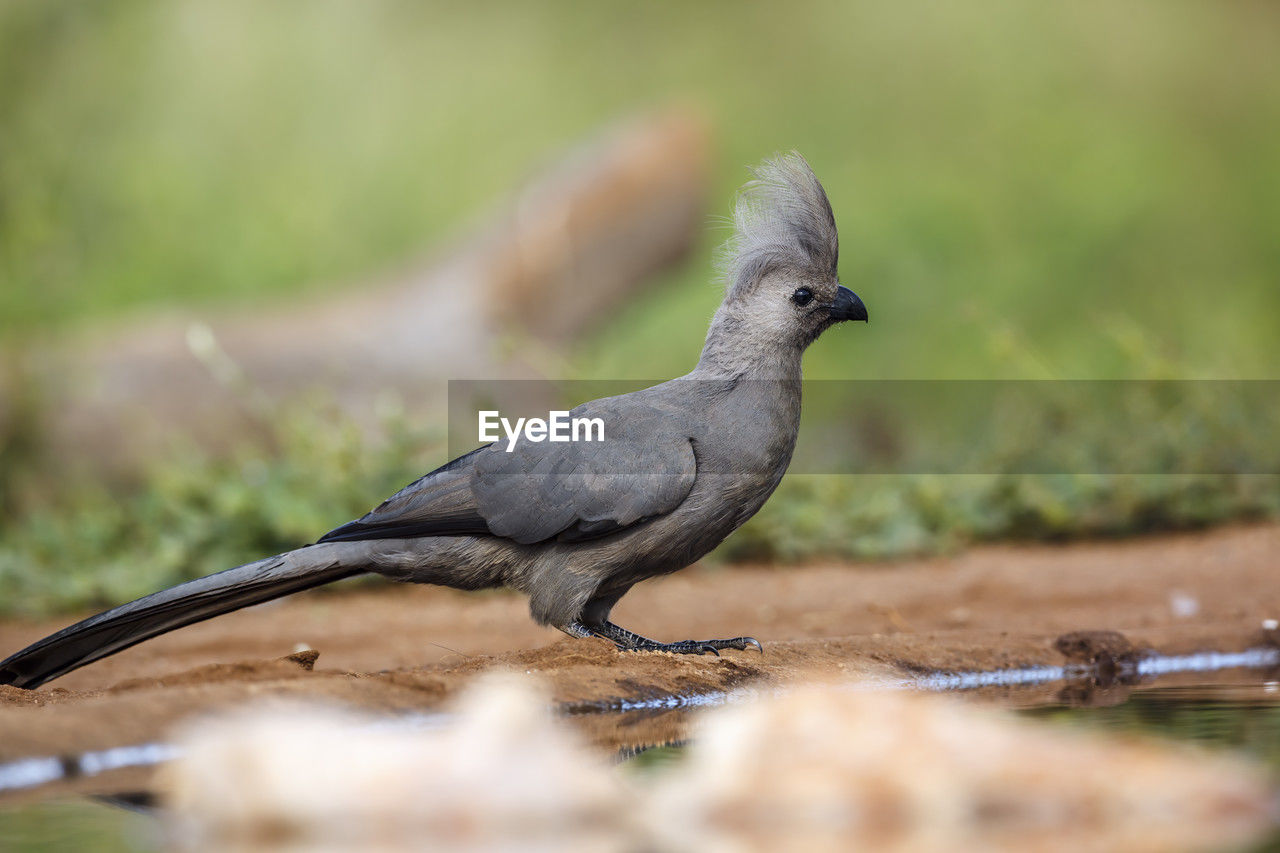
0, 153, 867, 689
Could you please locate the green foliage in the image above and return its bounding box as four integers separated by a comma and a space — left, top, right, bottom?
1, 2, 1279, 615
725, 473, 1279, 565
0, 395, 439, 619
729, 377, 1280, 563
2, 371, 1275, 617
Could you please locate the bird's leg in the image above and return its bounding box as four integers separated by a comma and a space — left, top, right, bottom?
564, 620, 762, 656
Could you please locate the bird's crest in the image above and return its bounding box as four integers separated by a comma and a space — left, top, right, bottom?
717, 152, 839, 299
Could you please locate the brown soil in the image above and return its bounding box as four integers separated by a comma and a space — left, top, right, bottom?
1, 523, 1278, 798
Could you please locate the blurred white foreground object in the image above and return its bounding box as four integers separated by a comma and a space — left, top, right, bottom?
162, 675, 1276, 852
162, 674, 630, 852
648, 686, 1275, 852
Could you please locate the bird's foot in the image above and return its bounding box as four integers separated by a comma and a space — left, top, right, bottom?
566, 620, 762, 656
628, 636, 763, 656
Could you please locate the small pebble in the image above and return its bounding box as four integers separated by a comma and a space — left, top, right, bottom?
1169, 592, 1199, 619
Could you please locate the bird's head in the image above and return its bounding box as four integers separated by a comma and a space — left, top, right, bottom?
711, 153, 866, 358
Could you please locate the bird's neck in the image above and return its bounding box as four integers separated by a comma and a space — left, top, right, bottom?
691, 306, 804, 381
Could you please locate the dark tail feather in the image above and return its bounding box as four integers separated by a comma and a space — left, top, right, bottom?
0, 548, 362, 689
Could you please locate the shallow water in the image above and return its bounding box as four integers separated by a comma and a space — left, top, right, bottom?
607, 680, 1280, 760
1031, 681, 1280, 852
1025, 681, 1280, 776
2, 673, 1277, 850
0, 798, 157, 851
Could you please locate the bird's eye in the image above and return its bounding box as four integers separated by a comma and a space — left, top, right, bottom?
791, 287, 814, 307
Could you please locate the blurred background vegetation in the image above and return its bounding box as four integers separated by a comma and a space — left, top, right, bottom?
1, 0, 1278, 617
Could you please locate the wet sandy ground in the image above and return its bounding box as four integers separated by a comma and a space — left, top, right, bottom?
1, 523, 1277, 796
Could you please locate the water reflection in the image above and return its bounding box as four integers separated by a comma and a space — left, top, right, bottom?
1026, 682, 1280, 775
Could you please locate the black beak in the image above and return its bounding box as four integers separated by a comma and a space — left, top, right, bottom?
829, 285, 868, 323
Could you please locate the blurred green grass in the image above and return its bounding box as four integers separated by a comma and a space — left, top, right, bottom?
5, 376, 1276, 618
2, 1, 1279, 616
4, 1, 1278, 379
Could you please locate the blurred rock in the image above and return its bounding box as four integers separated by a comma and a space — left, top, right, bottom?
647, 686, 1275, 852
161, 674, 631, 852
1055, 629, 1147, 686
1168, 591, 1200, 619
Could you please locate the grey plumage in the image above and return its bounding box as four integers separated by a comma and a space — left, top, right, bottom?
0, 153, 867, 689
719, 152, 840, 299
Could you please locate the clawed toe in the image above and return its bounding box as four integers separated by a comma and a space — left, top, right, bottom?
625, 636, 761, 656
574, 620, 763, 656
620, 640, 719, 656
709, 636, 763, 654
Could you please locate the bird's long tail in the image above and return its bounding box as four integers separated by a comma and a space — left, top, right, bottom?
0, 547, 363, 689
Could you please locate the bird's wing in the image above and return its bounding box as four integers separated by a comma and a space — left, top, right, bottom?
317, 400, 697, 546
316, 446, 493, 543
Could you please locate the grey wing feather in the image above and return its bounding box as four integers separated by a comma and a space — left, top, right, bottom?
319, 401, 697, 546
473, 404, 696, 544
318, 447, 491, 543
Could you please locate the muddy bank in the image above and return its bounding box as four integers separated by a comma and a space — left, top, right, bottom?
0, 523, 1278, 797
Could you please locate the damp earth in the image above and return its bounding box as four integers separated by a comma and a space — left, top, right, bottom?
1, 524, 1278, 849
